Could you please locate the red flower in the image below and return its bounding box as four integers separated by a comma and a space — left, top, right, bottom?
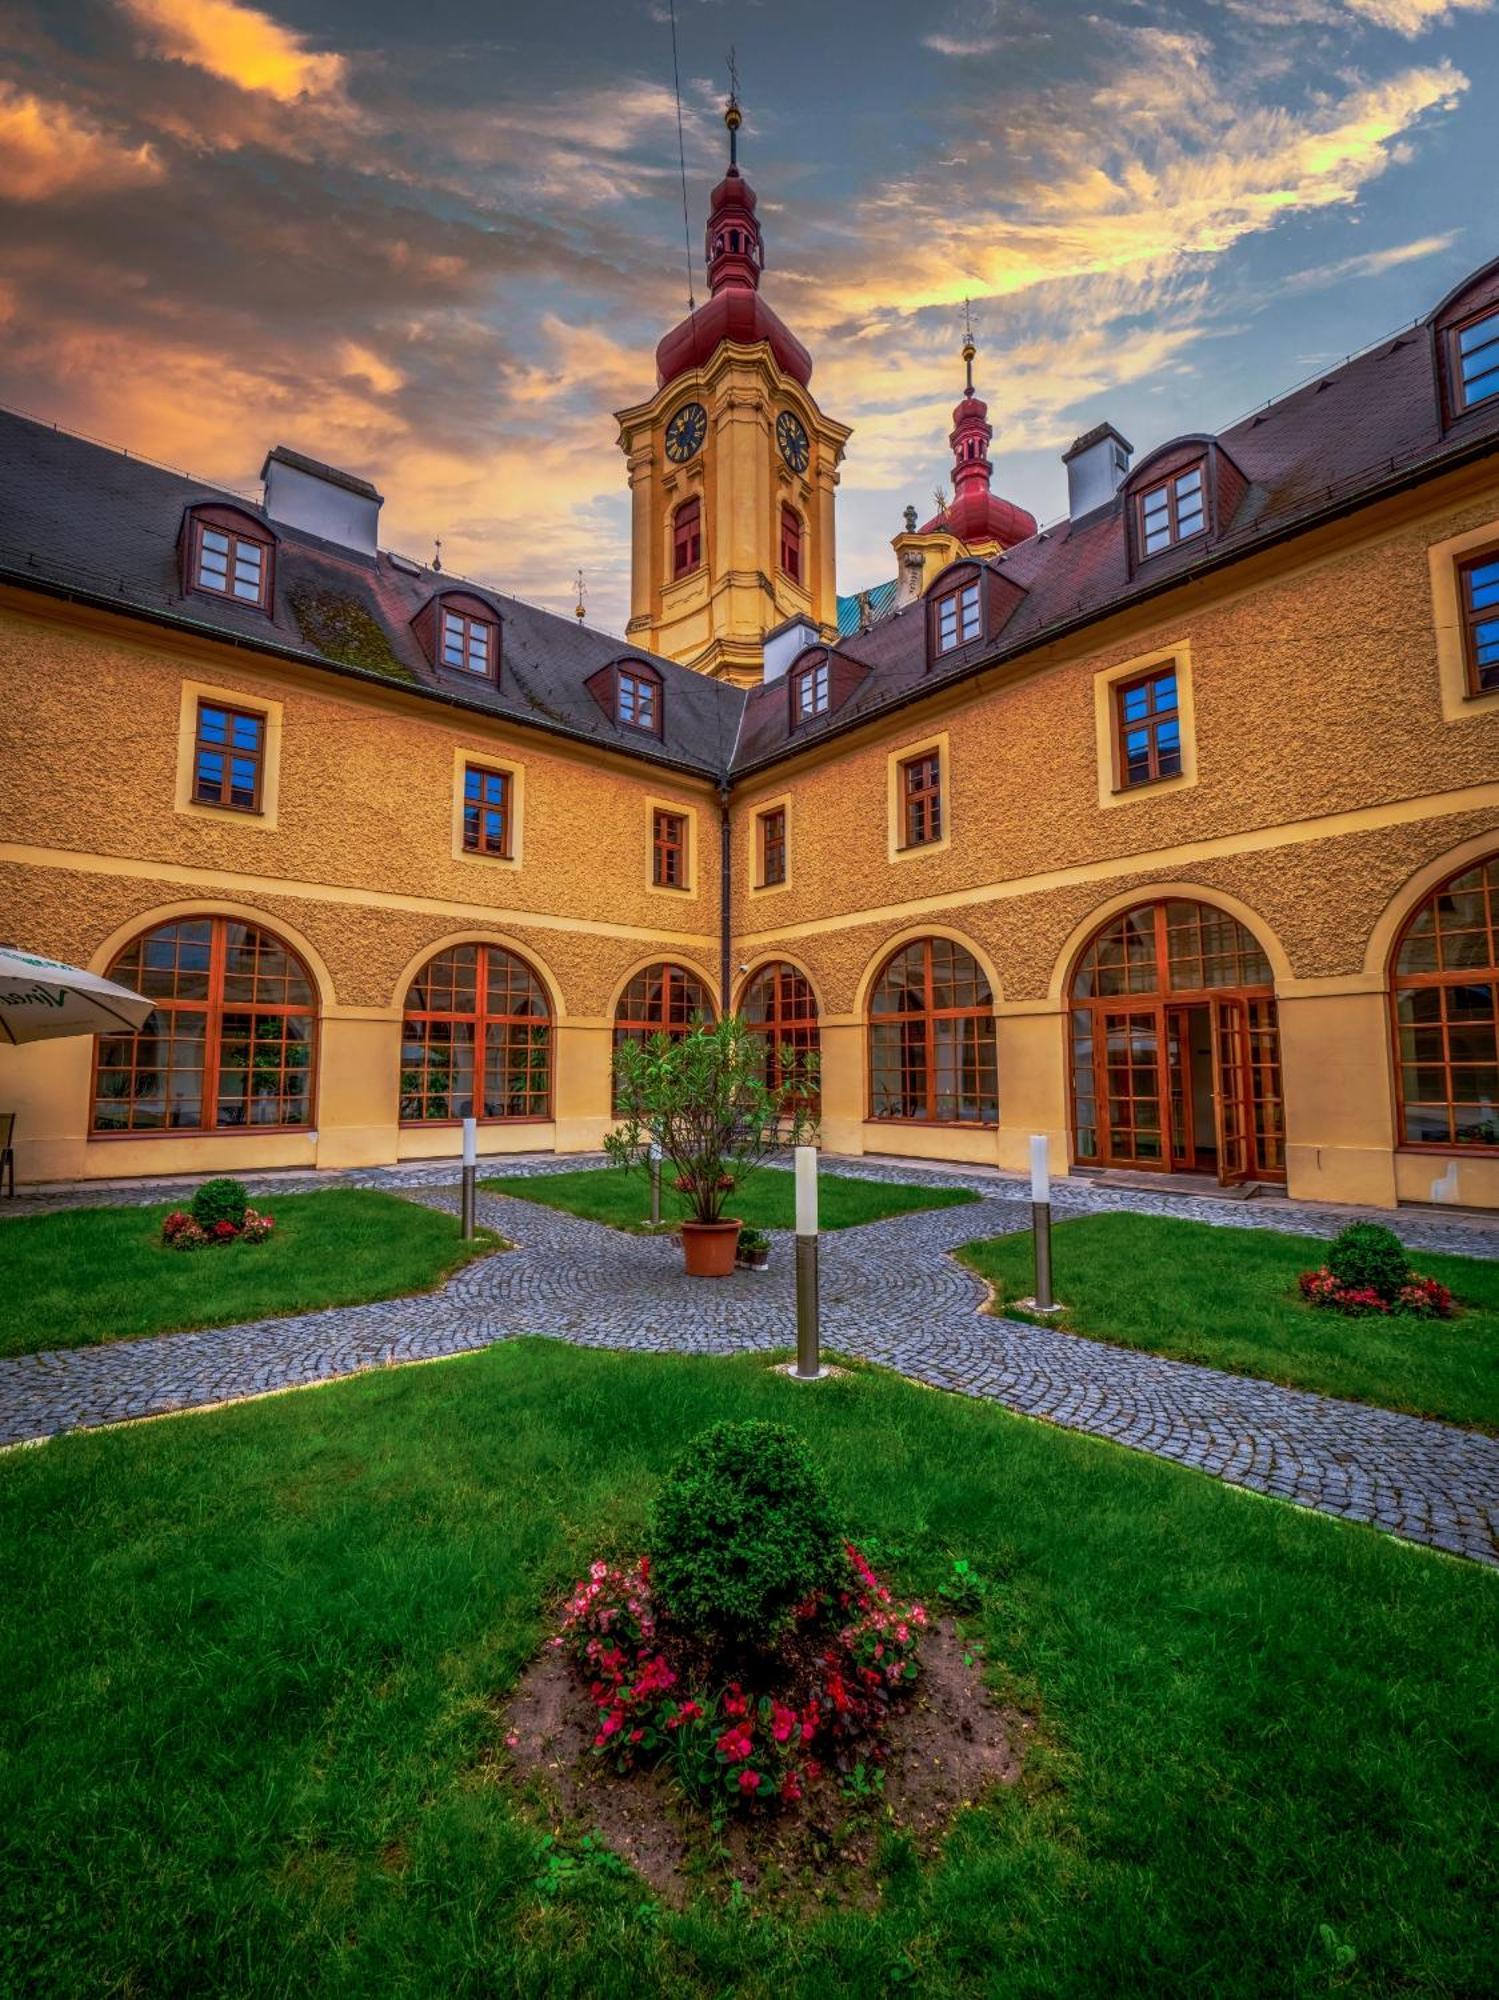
771, 1703, 795, 1745
737, 1768, 762, 1794
716, 1727, 753, 1763
212, 1219, 237, 1240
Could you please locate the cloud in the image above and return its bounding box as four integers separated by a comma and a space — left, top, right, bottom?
922, 34, 1001, 57
0, 82, 164, 201
1281, 229, 1459, 288
1341, 0, 1492, 32
115, 0, 345, 102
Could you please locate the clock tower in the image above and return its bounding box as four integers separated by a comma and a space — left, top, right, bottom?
615, 96, 850, 686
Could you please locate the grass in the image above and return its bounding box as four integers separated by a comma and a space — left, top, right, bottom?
483, 1163, 979, 1233
0, 1189, 501, 1358
960, 1210, 1499, 1431
1, 1342, 1494, 1998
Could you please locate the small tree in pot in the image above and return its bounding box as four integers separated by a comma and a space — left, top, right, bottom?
606, 1016, 819, 1276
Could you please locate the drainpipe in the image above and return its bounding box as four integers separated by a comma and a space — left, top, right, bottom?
718, 778, 732, 1015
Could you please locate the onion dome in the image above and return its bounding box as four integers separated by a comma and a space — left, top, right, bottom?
655, 96, 813, 390
920, 332, 1037, 547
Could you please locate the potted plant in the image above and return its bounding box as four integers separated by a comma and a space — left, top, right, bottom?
735, 1226, 771, 1272
607, 1015, 818, 1277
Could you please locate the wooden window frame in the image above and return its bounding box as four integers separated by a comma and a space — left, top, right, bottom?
439, 607, 498, 678
1457, 544, 1499, 697
1136, 463, 1207, 559
758, 805, 787, 887
399, 943, 552, 1126
191, 700, 266, 814
866, 937, 997, 1127
617, 665, 661, 733
740, 961, 819, 1106
673, 496, 702, 579
613, 961, 716, 1108
1114, 667, 1183, 789
190, 517, 272, 611
791, 659, 829, 724
933, 579, 981, 656
1390, 856, 1499, 1155
90, 916, 317, 1139
461, 763, 512, 859
1447, 305, 1499, 419
653, 808, 688, 890
899, 751, 942, 849
779, 503, 803, 585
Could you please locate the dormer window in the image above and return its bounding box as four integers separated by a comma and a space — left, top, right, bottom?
441, 607, 495, 675
188, 513, 272, 610
618, 665, 660, 731
1138, 465, 1205, 555
792, 657, 829, 723
935, 579, 980, 654
1453, 306, 1499, 414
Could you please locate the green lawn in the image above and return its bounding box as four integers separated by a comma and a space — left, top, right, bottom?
960, 1210, 1499, 1431
1, 1343, 1494, 1998
483, 1163, 978, 1232
0, 1190, 500, 1358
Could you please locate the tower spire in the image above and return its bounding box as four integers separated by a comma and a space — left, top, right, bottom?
962, 299, 976, 397
726, 45, 740, 168
704, 73, 764, 295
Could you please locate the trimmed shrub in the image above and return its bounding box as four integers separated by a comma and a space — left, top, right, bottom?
1326, 1222, 1409, 1305
647, 1420, 842, 1645
190, 1177, 249, 1233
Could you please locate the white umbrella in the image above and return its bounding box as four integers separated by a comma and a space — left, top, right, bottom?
0, 946, 153, 1046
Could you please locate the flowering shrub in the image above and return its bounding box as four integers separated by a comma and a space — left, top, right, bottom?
553, 1543, 927, 1811
1396, 1275, 1455, 1319
1325, 1222, 1410, 1304
160, 1203, 275, 1251
1298, 1264, 1454, 1319
190, 1177, 249, 1233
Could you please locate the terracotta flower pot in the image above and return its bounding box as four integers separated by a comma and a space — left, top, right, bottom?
679, 1217, 742, 1278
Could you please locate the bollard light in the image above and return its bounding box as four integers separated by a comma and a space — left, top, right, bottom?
793, 1143, 823, 1379
1024, 1132, 1063, 1315
1030, 1131, 1050, 1205
649, 1135, 663, 1228
460, 1114, 477, 1241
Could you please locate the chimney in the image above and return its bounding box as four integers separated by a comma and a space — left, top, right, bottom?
1062, 423, 1132, 521
261, 446, 383, 558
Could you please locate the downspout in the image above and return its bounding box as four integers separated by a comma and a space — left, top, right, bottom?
718, 777, 732, 1015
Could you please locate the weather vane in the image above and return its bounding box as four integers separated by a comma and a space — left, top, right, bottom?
574, 569, 587, 622
962, 299, 976, 396
432, 536, 443, 574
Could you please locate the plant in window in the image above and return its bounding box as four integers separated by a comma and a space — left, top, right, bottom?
606, 1015, 818, 1275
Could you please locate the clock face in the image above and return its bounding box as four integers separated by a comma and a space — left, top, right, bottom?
776, 409, 810, 473
665, 402, 707, 464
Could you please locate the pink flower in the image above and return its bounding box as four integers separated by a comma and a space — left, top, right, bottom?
771, 1703, 795, 1745
505, 1730, 520, 1749
737, 1768, 762, 1795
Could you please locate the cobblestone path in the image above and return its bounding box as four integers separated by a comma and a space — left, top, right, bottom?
4, 1161, 1497, 1566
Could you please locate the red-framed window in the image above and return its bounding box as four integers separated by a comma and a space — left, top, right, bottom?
1115, 667, 1182, 787
1450, 306, 1499, 416
440, 608, 497, 676
868, 937, 996, 1125
1391, 854, 1499, 1152
400, 944, 551, 1124
1459, 546, 1499, 695
92, 917, 315, 1135
618, 666, 660, 731
1138, 465, 1205, 556
759, 806, 787, 886
673, 497, 702, 578
780, 504, 803, 584
613, 962, 715, 1106
935, 580, 980, 655
192, 520, 271, 608
462, 764, 511, 857
900, 751, 942, 848
192, 702, 265, 812
792, 659, 829, 723
653, 809, 687, 888
741, 961, 819, 1103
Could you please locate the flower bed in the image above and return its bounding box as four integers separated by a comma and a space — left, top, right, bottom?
553, 1543, 927, 1812
161, 1176, 275, 1253
1297, 1221, 1454, 1320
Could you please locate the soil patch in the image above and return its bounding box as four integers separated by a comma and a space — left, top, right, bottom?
498, 1618, 1026, 1908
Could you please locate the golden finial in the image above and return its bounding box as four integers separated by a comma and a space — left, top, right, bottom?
725, 45, 741, 163
573, 569, 586, 622
962, 299, 976, 396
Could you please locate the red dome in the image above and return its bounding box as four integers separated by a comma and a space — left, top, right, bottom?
920, 487, 1038, 546
656, 290, 813, 389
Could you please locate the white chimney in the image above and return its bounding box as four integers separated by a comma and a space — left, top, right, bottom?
762, 615, 820, 683
261, 447, 383, 558
1062, 424, 1132, 521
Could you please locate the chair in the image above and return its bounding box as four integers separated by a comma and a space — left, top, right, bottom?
0, 1114, 14, 1198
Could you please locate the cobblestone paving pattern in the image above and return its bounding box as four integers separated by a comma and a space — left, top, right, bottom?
3, 1156, 1497, 1566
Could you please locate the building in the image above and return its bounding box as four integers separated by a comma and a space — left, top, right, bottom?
1, 110, 1498, 1211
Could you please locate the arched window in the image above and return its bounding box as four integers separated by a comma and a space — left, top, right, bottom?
401, 944, 551, 1123
92, 916, 316, 1134
868, 938, 996, 1125
742, 962, 819, 1102
780, 504, 802, 584
1069, 899, 1282, 1183
1392, 855, 1499, 1150
673, 497, 701, 579
613, 961, 715, 1110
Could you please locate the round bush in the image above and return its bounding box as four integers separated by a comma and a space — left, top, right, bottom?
1326, 1222, 1409, 1304
646, 1420, 842, 1645
190, 1177, 249, 1233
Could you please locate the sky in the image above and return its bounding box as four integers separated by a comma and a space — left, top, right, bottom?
0, 0, 1495, 634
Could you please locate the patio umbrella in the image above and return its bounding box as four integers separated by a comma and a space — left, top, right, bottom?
0, 946, 152, 1045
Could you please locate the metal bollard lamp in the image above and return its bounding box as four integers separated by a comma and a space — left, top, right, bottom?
460, 1115, 477, 1240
